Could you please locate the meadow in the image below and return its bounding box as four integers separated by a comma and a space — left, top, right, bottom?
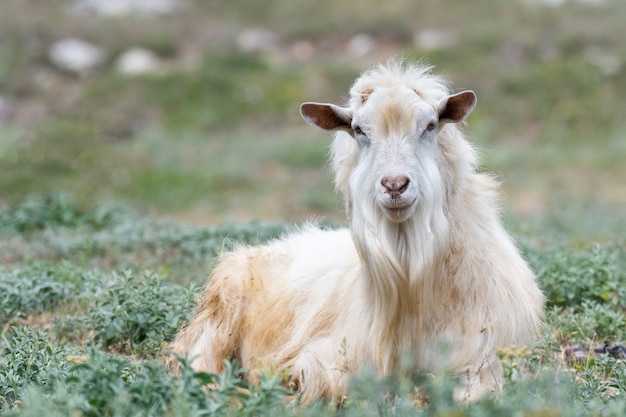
1, 0, 626, 415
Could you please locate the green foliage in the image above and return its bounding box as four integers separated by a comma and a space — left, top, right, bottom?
83, 270, 197, 354
56, 352, 175, 416
528, 244, 626, 309
0, 327, 72, 410
528, 242, 626, 346
576, 354, 626, 402
0, 264, 79, 326
0, 192, 126, 234
2, 349, 291, 417
0, 194, 290, 282
547, 301, 626, 344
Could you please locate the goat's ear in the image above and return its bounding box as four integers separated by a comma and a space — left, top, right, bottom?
300, 102, 352, 131
437, 91, 477, 124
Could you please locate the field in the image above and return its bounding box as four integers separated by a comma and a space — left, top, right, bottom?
1, 0, 626, 415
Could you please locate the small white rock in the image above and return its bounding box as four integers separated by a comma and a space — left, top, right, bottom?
414, 29, 456, 51
70, 0, 180, 17
49, 37, 106, 75
347, 34, 376, 58
520, 0, 565, 6
236, 28, 279, 53
116, 48, 161, 76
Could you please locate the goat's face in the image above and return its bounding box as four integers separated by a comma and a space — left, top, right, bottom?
301, 87, 476, 223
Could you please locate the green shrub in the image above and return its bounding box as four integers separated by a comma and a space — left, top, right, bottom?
0, 192, 126, 234
529, 244, 626, 309
0, 264, 78, 326
0, 327, 72, 410
576, 354, 626, 403
3, 352, 290, 417
0, 194, 291, 281
547, 301, 626, 344
83, 270, 197, 353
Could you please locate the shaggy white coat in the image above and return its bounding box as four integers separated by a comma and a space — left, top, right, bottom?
169, 61, 544, 403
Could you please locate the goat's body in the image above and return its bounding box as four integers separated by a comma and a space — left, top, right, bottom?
170, 61, 544, 402
170, 175, 542, 402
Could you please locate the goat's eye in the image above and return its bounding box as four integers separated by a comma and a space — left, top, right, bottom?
354, 126, 364, 136
426, 122, 436, 131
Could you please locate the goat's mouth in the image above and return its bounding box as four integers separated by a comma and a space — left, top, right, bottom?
381, 198, 417, 221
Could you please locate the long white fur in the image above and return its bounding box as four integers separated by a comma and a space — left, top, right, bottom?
168, 60, 544, 403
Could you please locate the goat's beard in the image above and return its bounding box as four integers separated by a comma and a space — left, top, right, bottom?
351, 193, 449, 286
349, 168, 449, 371
350, 157, 450, 283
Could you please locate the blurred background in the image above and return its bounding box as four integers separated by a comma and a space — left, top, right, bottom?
1, 0, 625, 229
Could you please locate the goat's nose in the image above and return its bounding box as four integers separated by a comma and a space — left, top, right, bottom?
381, 175, 410, 195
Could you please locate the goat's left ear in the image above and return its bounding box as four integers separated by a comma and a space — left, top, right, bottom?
300, 102, 352, 131
437, 91, 477, 124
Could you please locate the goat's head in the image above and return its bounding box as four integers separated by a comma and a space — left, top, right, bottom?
301, 78, 476, 224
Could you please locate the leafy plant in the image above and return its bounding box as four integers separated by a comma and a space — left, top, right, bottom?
576, 355, 626, 403
3, 352, 291, 417
83, 270, 197, 353
0, 327, 72, 410
547, 301, 626, 344
0, 264, 76, 327
0, 197, 291, 289
0, 192, 126, 234
529, 244, 626, 309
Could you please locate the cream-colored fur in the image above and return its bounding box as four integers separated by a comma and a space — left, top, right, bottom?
169, 60, 544, 403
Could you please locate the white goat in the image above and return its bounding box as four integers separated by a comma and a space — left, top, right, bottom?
169, 60, 544, 403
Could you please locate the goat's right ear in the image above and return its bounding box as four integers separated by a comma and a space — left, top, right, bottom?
300, 103, 352, 131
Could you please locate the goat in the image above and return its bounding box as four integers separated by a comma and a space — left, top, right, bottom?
169, 60, 544, 403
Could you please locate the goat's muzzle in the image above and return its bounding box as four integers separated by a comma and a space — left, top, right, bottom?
378, 175, 417, 222
381, 175, 409, 198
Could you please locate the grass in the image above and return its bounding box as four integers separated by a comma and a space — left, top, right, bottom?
1, 0, 626, 415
